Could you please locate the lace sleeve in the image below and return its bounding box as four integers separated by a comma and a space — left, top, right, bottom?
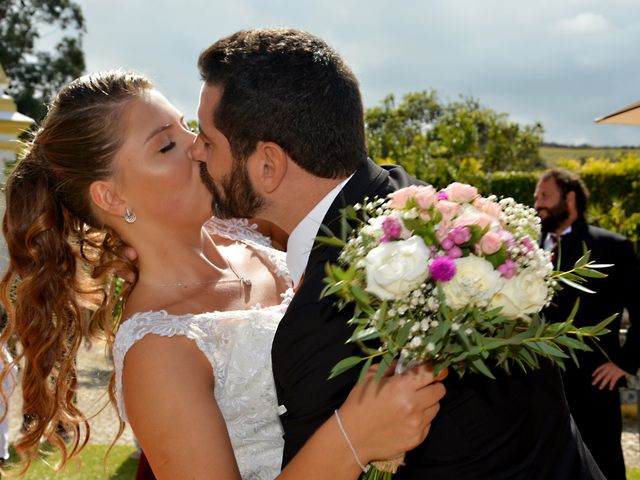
112, 311, 219, 422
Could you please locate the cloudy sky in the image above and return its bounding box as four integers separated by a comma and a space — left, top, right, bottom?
75, 0, 640, 146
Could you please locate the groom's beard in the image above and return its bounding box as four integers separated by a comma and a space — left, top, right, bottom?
199, 161, 217, 214
208, 159, 265, 219
537, 197, 570, 233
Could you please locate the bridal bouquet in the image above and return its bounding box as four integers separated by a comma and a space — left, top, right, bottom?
320, 182, 612, 479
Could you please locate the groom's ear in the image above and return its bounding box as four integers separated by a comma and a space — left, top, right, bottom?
89, 180, 127, 218
252, 141, 288, 194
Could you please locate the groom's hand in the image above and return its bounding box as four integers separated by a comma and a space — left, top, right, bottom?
339, 364, 447, 464
116, 245, 139, 284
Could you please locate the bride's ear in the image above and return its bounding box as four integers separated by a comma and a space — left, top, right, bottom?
89, 180, 127, 218
251, 141, 288, 194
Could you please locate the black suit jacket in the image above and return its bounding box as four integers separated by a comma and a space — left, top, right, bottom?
272, 160, 603, 479
542, 218, 640, 376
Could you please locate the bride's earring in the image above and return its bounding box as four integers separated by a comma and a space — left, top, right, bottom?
124, 208, 137, 224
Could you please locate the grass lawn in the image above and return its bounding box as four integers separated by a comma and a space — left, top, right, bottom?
540, 145, 640, 165
1, 443, 638, 478
2, 444, 138, 479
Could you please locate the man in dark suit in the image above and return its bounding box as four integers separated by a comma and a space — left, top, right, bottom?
194, 28, 604, 479
535, 168, 640, 480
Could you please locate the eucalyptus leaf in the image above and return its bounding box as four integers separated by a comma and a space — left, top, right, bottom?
471, 358, 496, 379
329, 356, 364, 379
559, 277, 596, 294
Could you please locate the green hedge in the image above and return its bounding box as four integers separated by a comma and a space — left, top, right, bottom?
387, 153, 640, 251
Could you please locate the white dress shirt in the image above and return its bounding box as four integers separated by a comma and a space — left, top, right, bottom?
286, 176, 353, 288
543, 225, 572, 251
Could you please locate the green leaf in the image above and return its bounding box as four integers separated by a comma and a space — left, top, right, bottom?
519, 348, 539, 368
529, 341, 569, 358
588, 313, 618, 333
321, 281, 348, 299
329, 356, 364, 379
574, 267, 607, 279
586, 263, 613, 269
375, 353, 395, 382
315, 235, 347, 247
471, 358, 496, 379
357, 357, 374, 384
351, 285, 371, 305
559, 277, 596, 294
560, 272, 586, 282
574, 251, 591, 268
555, 335, 591, 351
394, 322, 413, 348
566, 298, 581, 324
349, 327, 381, 343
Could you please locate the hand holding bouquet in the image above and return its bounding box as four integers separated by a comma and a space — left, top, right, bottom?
320, 183, 613, 479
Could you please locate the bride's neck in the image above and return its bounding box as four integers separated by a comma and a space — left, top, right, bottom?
130, 226, 225, 286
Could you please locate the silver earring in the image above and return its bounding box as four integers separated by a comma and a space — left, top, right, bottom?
124, 208, 137, 224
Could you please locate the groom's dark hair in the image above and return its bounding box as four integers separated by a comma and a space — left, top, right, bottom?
198, 28, 367, 179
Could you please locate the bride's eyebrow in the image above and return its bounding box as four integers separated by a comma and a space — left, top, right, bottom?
144, 123, 171, 144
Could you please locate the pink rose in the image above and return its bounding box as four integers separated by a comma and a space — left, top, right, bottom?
436, 200, 460, 221
441, 237, 455, 250
453, 212, 493, 230
473, 197, 503, 219
444, 182, 478, 203
450, 226, 471, 245
388, 186, 420, 209
436, 221, 452, 242
415, 185, 438, 210
479, 231, 503, 255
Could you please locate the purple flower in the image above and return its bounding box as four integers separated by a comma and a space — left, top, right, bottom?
498, 259, 517, 279
520, 237, 534, 252
430, 256, 457, 282
450, 226, 471, 245
500, 231, 516, 250
382, 216, 403, 240
448, 246, 463, 259
437, 191, 449, 200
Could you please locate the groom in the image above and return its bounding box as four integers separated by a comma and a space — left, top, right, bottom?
192, 28, 604, 478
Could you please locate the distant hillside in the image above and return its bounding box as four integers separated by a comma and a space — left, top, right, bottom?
540, 144, 640, 166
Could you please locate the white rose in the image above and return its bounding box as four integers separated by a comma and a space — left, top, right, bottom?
365, 236, 431, 300
441, 255, 502, 310
490, 268, 549, 319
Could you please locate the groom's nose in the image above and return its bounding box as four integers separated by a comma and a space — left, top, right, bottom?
190, 135, 206, 162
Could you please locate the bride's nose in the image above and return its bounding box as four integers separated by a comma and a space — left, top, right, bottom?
190, 135, 206, 162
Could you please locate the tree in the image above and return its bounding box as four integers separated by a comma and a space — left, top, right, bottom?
0, 0, 86, 123
365, 91, 545, 181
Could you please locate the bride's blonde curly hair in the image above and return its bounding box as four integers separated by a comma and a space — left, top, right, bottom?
0, 71, 151, 472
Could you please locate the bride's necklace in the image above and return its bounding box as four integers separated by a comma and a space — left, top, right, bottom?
144, 251, 252, 289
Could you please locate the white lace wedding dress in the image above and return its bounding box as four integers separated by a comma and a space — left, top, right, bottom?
113, 218, 291, 479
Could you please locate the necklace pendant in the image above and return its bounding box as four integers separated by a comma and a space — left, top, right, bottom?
241, 277, 252, 286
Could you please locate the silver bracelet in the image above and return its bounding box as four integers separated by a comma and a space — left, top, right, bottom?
334, 409, 370, 473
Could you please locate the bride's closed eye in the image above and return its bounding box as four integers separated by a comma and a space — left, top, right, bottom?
160, 141, 176, 153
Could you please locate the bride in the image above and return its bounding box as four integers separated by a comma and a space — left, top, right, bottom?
0, 71, 445, 479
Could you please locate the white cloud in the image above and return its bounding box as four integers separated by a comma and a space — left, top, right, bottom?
70, 0, 640, 146
557, 12, 612, 33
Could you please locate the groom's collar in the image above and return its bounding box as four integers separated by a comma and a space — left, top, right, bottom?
286, 174, 353, 288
